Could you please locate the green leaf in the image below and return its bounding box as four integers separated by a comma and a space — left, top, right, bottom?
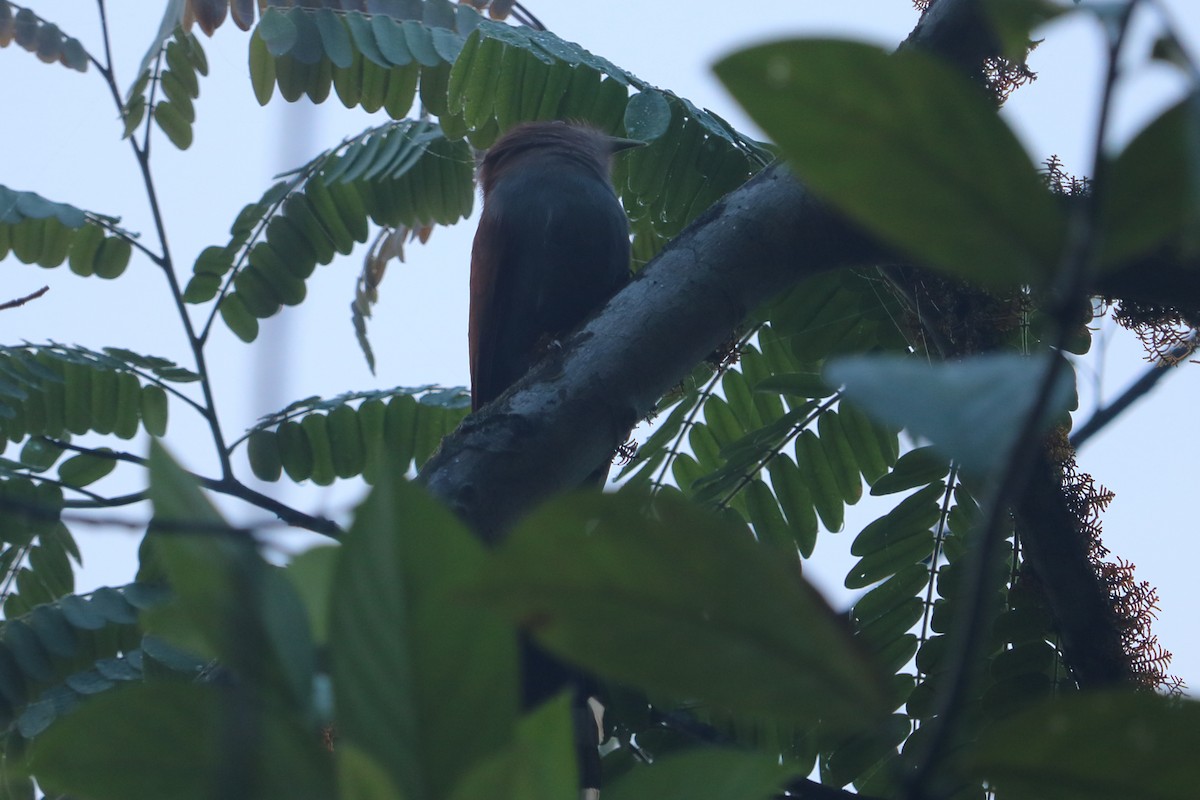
313, 8, 353, 69
249, 28, 277, 105
818, 409, 862, 505
19, 437, 64, 472
93, 235, 131, 278
743, 477, 795, 555
0, 184, 87, 228
331, 471, 517, 800
473, 491, 889, 731
337, 744, 405, 800
755, 371, 833, 399
258, 7, 299, 57
27, 683, 334, 800
284, 545, 337, 646
853, 562, 930, 628
796, 428, 843, 532
144, 443, 315, 715
715, 39, 1064, 287
219, 292, 259, 342
247, 428, 282, 481
372, 14, 411, 66
968, 691, 1200, 799
56, 449, 117, 487
845, 528, 935, 590
851, 482, 944, 557
153, 101, 193, 150
1101, 92, 1200, 266
624, 89, 671, 143
871, 446, 949, 496
140, 384, 169, 437
767, 455, 818, 557
345, 11, 388, 67
446, 695, 576, 800
821, 712, 910, 789
607, 749, 786, 800
5, 620, 52, 682
826, 354, 1075, 474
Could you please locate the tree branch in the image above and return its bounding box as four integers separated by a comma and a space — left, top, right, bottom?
1014, 454, 1132, 687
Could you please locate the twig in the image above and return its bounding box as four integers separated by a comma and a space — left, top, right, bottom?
511, 2, 546, 31
43, 438, 345, 538
0, 286, 49, 311
92, 0, 235, 483
1071, 332, 1198, 448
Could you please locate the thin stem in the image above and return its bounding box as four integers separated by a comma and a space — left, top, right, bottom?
7, 472, 115, 505
64, 491, 148, 509
0, 286, 49, 311
46, 437, 345, 538
917, 471, 959, 652
198, 172, 307, 345
46, 437, 147, 466
714, 394, 835, 511
92, 2, 235, 481
209, 478, 344, 539
95, 0, 114, 76
1071, 331, 1197, 447
511, 2, 546, 31
650, 327, 758, 491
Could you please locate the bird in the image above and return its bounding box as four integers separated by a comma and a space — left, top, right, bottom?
469, 120, 642, 414
468, 121, 642, 798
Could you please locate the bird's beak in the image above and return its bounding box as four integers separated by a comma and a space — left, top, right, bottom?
607, 136, 646, 153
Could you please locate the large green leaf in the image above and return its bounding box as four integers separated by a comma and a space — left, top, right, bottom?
473, 491, 890, 731
143, 443, 316, 717
715, 39, 1065, 288
27, 683, 334, 800
607, 749, 787, 800
967, 691, 1200, 799
825, 354, 1075, 474
330, 471, 517, 800
446, 695, 576, 800
337, 743, 406, 800
1101, 91, 1200, 266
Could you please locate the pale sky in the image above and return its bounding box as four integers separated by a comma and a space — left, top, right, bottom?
1, 1, 1198, 690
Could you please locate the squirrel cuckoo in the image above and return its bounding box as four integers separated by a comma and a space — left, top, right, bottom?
469, 121, 642, 797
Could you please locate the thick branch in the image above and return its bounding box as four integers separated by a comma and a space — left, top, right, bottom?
1015, 455, 1131, 687
418, 166, 874, 540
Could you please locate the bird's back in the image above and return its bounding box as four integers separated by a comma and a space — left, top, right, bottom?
469, 154, 630, 410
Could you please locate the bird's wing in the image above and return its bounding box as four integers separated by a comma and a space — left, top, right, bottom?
469, 178, 630, 411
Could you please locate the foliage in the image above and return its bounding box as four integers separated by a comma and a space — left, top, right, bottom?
1, 1, 1198, 799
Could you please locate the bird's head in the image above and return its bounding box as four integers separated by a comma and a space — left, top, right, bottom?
477, 121, 644, 196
